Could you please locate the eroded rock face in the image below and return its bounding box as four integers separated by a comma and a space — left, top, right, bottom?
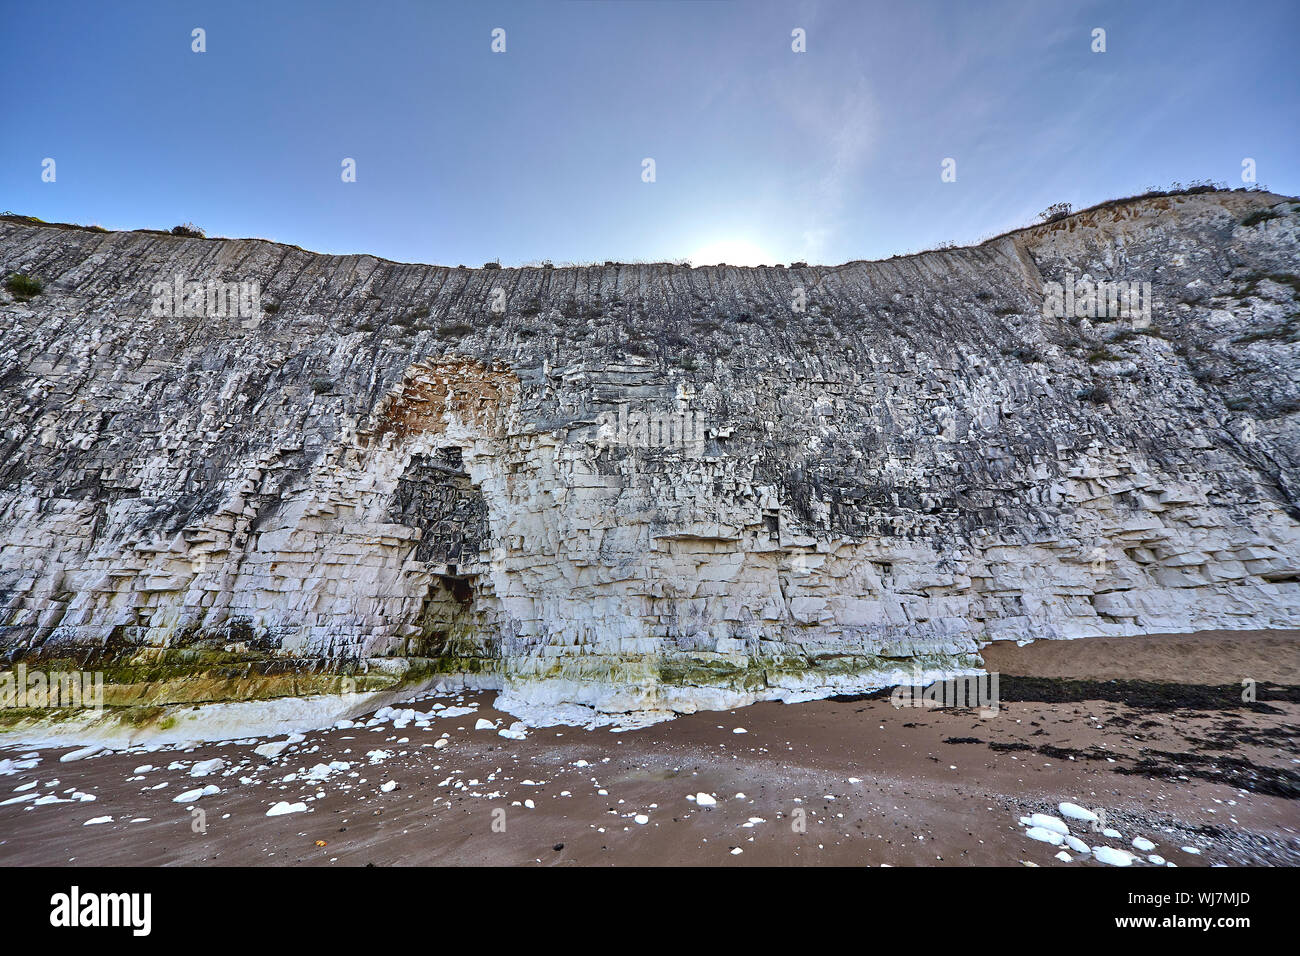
1, 190, 1298, 719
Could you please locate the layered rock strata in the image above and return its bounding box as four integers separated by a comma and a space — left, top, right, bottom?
1, 189, 1297, 722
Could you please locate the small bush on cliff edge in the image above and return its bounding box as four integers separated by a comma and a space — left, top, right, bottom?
170, 222, 206, 238
1038, 202, 1072, 223
5, 273, 43, 301
1241, 208, 1283, 228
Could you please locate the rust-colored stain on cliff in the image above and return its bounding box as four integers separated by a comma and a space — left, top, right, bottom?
374, 356, 519, 444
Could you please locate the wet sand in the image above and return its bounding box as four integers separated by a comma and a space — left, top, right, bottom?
980, 629, 1300, 685
1, 631, 1297, 867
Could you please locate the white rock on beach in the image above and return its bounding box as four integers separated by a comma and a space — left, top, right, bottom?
303, 761, 349, 781
172, 784, 219, 804
1028, 813, 1069, 836
695, 793, 717, 807
1024, 826, 1065, 846
1065, 835, 1091, 854
1058, 802, 1098, 823
1093, 846, 1134, 867
59, 745, 105, 763
190, 758, 225, 777
266, 801, 308, 817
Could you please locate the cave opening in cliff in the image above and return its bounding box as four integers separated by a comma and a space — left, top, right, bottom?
389, 446, 491, 661
409, 573, 477, 658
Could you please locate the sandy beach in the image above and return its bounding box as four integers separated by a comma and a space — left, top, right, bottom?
0, 630, 1296, 867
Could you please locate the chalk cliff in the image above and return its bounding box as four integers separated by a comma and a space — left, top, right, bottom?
1, 189, 1298, 725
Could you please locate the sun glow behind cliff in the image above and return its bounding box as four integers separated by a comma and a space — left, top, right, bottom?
687, 239, 774, 267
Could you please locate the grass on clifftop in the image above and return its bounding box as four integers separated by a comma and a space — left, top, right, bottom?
4, 273, 43, 302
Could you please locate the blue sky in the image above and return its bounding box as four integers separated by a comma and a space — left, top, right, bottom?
2, 0, 1296, 266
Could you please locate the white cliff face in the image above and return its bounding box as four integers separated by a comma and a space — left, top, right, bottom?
0, 189, 1298, 723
